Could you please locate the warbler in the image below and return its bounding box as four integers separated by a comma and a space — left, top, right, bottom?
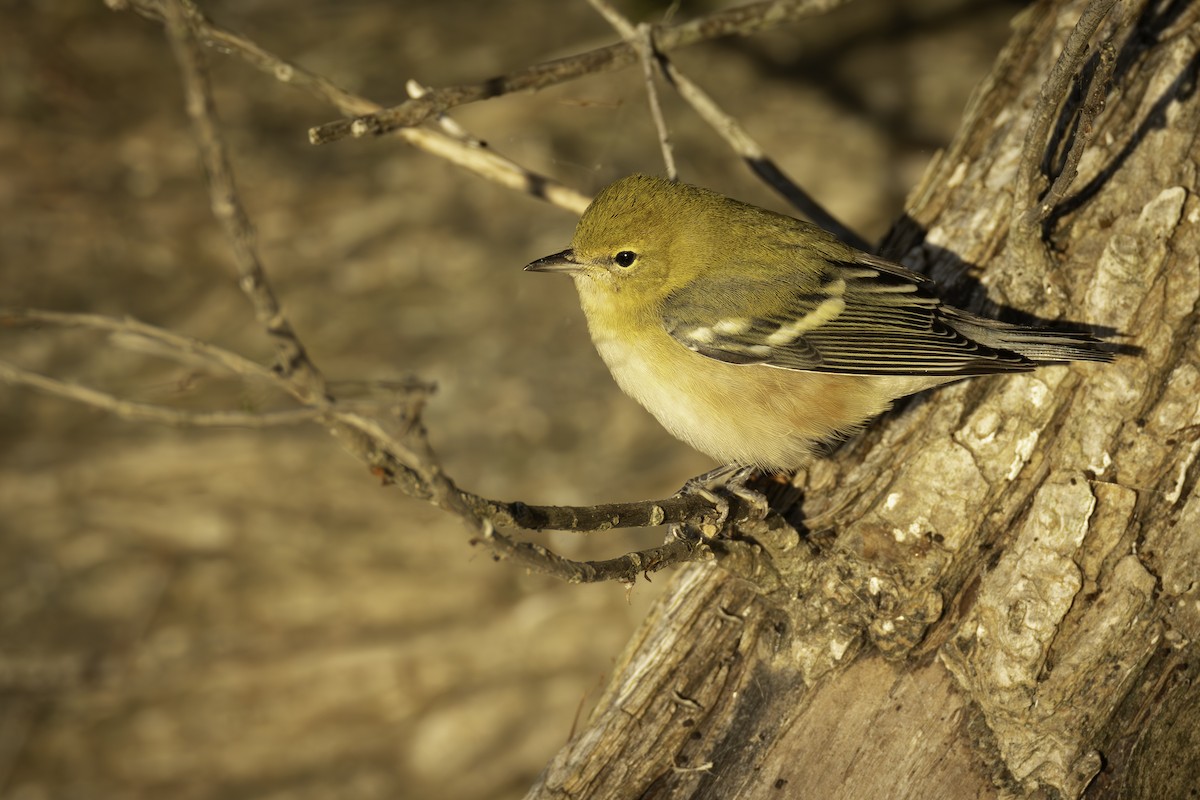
526, 175, 1112, 471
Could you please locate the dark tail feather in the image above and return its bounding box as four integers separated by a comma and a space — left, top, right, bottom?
946, 310, 1116, 364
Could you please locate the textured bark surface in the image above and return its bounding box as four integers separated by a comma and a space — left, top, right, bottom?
527, 1, 1200, 797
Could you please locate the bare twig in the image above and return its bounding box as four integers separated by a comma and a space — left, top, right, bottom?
654, 38, 869, 248
0, 323, 726, 581
1012, 0, 1118, 237
1, 334, 729, 581
585, 0, 866, 247
116, 0, 591, 215
162, 1, 524, 550
308, 0, 852, 144
0, 360, 319, 428
1033, 39, 1117, 225
158, 2, 506, 548
636, 23, 677, 181
163, 0, 328, 403
1, 308, 435, 411
585, 0, 677, 179
2, 308, 282, 384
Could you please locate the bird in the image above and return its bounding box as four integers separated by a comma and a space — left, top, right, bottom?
525, 174, 1112, 473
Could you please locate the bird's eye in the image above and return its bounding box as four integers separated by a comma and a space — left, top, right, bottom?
614, 251, 638, 268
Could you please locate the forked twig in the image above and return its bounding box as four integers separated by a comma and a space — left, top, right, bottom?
1013, 0, 1119, 239
1, 301, 731, 578
309, 0, 851, 144
1, 0, 839, 582
585, 0, 677, 179
116, 0, 591, 215
163, 0, 327, 403
584, 0, 867, 248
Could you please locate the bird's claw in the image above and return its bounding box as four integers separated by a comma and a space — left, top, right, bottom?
725, 469, 771, 521
677, 464, 771, 536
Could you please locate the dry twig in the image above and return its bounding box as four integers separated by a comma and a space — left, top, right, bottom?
1012, 0, 1119, 242
116, 0, 591, 215
1, 298, 733, 580
1034, 39, 1117, 225
0, 360, 319, 429
585, 0, 677, 179
1, 0, 875, 583
163, 0, 327, 402
308, 0, 851, 144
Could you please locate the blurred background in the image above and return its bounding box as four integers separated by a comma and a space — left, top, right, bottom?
0, 1, 1022, 798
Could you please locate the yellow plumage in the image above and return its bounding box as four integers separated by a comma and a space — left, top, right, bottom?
526, 175, 1111, 471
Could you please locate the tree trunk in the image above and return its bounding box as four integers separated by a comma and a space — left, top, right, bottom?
526, 1, 1200, 797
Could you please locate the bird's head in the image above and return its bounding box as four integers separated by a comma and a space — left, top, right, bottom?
525, 175, 724, 313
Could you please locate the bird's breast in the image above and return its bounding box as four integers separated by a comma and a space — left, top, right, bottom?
581, 308, 897, 470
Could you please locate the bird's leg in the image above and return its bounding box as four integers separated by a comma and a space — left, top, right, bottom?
678, 463, 737, 529
723, 465, 772, 521
677, 464, 771, 532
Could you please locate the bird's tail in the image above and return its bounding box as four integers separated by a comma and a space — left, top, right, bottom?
946, 309, 1116, 364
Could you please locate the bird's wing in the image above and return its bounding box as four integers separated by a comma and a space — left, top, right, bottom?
661, 252, 1035, 376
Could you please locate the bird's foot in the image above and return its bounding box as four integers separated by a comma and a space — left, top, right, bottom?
725, 466, 772, 521
677, 464, 771, 535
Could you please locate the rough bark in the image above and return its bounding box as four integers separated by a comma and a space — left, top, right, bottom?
526, 1, 1200, 797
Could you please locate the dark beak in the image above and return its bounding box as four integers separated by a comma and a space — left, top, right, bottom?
524, 249, 583, 274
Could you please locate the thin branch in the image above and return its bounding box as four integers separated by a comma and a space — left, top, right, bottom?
654, 34, 869, 248
0, 360, 319, 428
308, 0, 852, 144
0, 307, 731, 534
584, 0, 676, 179
1, 308, 282, 384
636, 23, 677, 181
1012, 0, 1118, 238
163, 0, 328, 403
586, 0, 866, 246
2, 308, 433, 417
0, 323, 730, 581
1031, 39, 1117, 225
116, 0, 591, 215
0, 336, 728, 537
164, 7, 500, 544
